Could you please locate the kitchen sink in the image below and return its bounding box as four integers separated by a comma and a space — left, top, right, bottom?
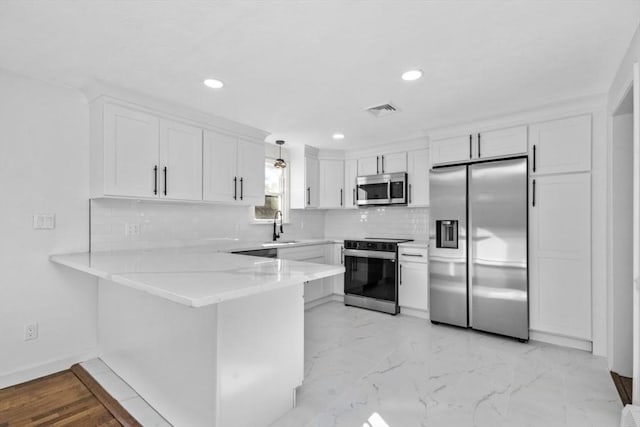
261, 240, 299, 247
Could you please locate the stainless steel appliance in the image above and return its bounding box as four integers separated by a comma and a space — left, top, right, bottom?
232, 248, 278, 258
356, 172, 407, 206
429, 157, 528, 341
344, 238, 412, 314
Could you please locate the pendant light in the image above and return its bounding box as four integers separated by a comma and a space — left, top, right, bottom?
274, 140, 287, 169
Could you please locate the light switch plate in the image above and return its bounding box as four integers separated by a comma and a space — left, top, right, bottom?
33, 214, 55, 230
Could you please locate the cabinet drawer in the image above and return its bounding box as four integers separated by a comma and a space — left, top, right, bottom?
398, 247, 428, 263
278, 245, 326, 262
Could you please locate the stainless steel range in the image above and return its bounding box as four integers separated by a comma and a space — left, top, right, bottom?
343, 238, 412, 314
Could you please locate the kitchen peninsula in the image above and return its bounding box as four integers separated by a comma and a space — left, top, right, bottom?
50, 246, 344, 427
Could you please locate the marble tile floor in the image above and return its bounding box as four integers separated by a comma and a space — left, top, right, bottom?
269, 301, 622, 427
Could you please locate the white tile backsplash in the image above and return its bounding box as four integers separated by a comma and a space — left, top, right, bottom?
90, 199, 428, 251
90, 199, 325, 251
324, 206, 429, 241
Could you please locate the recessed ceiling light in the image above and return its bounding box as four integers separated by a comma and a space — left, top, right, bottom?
332, 133, 345, 140
401, 69, 423, 81
203, 78, 224, 89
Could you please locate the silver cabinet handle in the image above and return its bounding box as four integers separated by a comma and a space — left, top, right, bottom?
399, 264, 402, 284
153, 165, 158, 195
163, 166, 167, 196
477, 133, 481, 158
340, 246, 344, 264
401, 253, 423, 257
469, 134, 472, 159
353, 188, 356, 206
533, 145, 537, 173
307, 187, 311, 206
340, 188, 343, 206
409, 183, 412, 204
240, 177, 244, 200
376, 156, 379, 174
381, 155, 385, 173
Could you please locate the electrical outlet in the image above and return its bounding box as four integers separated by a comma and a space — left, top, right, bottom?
125, 223, 141, 236
24, 322, 38, 341
33, 214, 55, 229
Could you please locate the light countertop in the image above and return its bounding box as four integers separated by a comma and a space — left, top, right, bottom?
50, 245, 344, 308
398, 240, 429, 249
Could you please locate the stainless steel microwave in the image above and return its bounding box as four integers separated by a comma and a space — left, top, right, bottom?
356, 172, 407, 206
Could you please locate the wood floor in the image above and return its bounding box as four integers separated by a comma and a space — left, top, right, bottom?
611, 371, 633, 406
0, 365, 140, 427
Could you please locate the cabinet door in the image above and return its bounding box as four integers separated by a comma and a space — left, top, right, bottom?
344, 159, 358, 209
407, 149, 430, 207
103, 104, 159, 197
430, 134, 473, 166
530, 173, 591, 339
358, 156, 379, 176
306, 157, 320, 208
478, 125, 527, 160
203, 130, 238, 202
380, 152, 407, 174
236, 139, 265, 206
319, 160, 345, 208
159, 119, 203, 201
529, 115, 591, 175
399, 262, 429, 311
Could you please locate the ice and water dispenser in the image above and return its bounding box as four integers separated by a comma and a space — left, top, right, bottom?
436, 220, 458, 249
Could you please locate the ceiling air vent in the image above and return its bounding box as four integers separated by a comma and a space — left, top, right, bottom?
365, 103, 399, 118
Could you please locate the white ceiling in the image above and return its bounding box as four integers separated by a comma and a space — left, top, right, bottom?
0, 1, 638, 149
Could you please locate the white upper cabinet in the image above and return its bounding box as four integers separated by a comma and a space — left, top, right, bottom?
290, 146, 320, 209
430, 134, 473, 166
407, 148, 430, 207
202, 130, 265, 205
477, 126, 527, 160
430, 125, 527, 166
306, 156, 320, 208
103, 103, 160, 198
529, 115, 591, 175
236, 139, 266, 206
357, 156, 378, 176
357, 152, 407, 175
203, 131, 237, 202
159, 119, 203, 201
319, 159, 345, 209
344, 159, 358, 209
529, 173, 591, 340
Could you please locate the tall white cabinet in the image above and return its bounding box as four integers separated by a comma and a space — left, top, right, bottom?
528, 114, 592, 345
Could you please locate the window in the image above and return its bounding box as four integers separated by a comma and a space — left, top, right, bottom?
254, 158, 287, 221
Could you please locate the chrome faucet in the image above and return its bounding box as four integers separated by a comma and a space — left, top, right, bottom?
273, 210, 284, 241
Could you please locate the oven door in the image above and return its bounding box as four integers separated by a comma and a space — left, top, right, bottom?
344, 249, 397, 302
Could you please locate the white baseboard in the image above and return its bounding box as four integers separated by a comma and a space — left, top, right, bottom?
304, 294, 344, 310
529, 330, 592, 352
400, 306, 429, 319
0, 349, 99, 389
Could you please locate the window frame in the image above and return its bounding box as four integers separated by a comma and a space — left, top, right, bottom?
250, 157, 291, 224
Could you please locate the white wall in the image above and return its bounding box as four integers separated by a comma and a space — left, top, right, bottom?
0, 69, 97, 387
609, 113, 634, 376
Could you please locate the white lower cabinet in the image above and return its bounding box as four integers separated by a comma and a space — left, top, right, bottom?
278, 245, 334, 304
398, 245, 429, 317
529, 173, 591, 340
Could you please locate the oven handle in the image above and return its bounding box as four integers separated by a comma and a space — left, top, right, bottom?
344, 249, 397, 260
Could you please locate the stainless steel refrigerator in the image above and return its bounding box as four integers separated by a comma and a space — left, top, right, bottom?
429, 157, 528, 341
